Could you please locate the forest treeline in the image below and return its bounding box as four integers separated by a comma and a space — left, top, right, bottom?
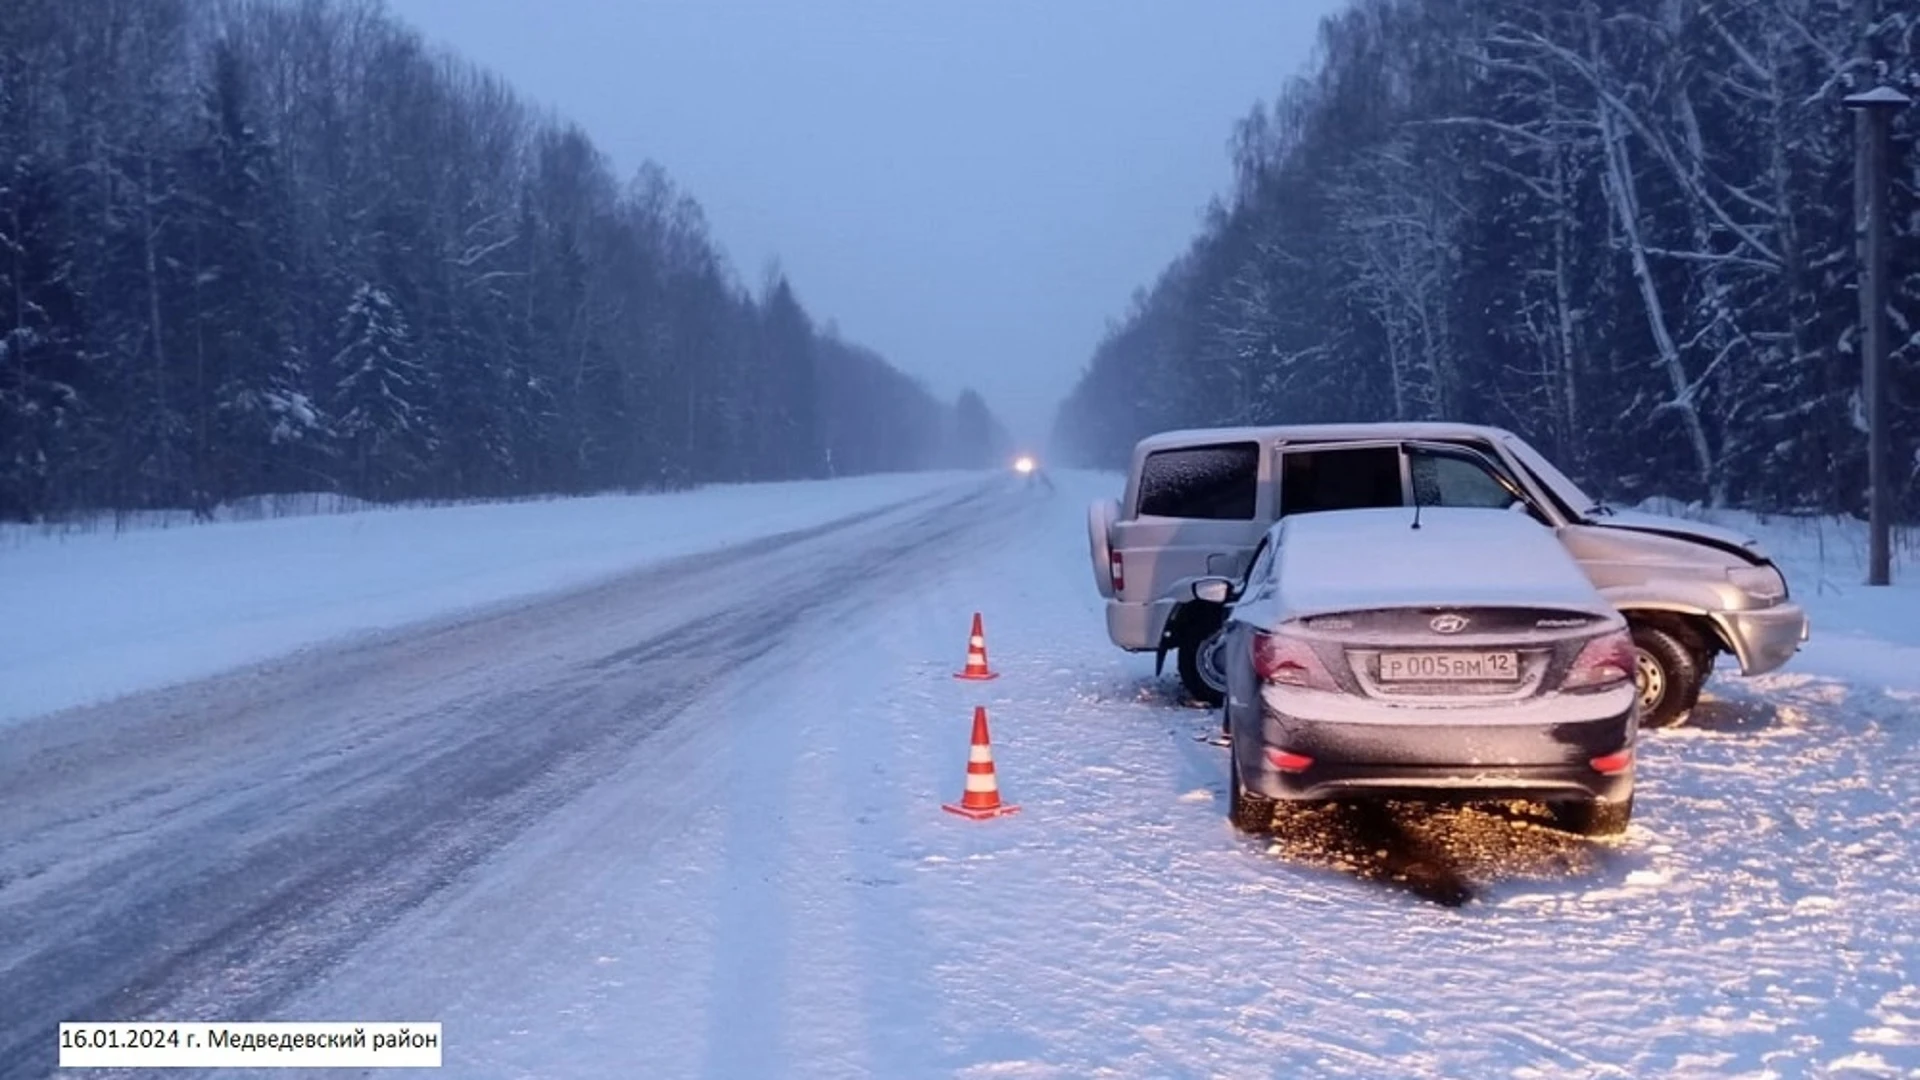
1053, 0, 1917, 516
0, 0, 1007, 522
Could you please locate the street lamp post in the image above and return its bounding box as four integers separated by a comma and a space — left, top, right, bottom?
1842, 80, 1911, 587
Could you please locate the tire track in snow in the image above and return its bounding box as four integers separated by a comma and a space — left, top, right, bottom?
797, 490, 1063, 1076
688, 485, 1034, 1079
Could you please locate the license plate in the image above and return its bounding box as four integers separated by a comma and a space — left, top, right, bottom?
1379, 651, 1519, 681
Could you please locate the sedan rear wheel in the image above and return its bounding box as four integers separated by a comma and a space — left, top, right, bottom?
1552, 795, 1633, 837
1229, 763, 1276, 834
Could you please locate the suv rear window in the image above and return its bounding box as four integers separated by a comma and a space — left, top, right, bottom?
1136, 442, 1259, 519
1279, 445, 1403, 516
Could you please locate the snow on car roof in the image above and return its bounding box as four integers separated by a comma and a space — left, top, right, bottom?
1135, 421, 1513, 453
1268, 506, 1616, 620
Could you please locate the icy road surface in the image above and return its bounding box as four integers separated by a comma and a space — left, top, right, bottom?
3, 473, 1917, 1079
0, 470, 976, 726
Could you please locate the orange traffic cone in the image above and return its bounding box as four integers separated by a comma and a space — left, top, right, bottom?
944, 706, 1019, 819
954, 612, 998, 681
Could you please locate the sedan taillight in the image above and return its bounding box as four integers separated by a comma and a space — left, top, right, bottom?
1564, 628, 1635, 691
1253, 631, 1340, 692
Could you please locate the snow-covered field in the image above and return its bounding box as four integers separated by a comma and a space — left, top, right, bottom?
6, 470, 1917, 1079
0, 471, 975, 726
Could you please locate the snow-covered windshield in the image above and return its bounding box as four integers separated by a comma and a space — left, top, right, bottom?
1501, 435, 1600, 520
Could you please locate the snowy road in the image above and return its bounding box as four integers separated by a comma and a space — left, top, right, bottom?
0, 480, 1005, 1077
4, 473, 1918, 1079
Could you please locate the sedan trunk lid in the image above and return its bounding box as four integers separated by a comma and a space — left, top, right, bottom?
1266, 506, 1615, 623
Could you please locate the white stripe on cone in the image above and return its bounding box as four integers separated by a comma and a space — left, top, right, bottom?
965, 773, 998, 793
969, 745, 993, 763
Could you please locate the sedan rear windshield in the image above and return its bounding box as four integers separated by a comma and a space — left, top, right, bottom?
1136, 442, 1259, 519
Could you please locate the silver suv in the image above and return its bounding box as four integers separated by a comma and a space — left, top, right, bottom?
1086, 422, 1809, 726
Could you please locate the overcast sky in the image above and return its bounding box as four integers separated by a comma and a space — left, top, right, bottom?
383, 0, 1345, 444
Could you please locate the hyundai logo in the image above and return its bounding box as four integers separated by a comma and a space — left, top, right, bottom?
1430, 613, 1469, 634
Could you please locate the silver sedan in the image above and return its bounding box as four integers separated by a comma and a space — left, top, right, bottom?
1201, 505, 1640, 836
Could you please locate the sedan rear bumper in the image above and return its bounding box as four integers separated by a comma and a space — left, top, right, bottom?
1242, 695, 1636, 804
1255, 759, 1634, 804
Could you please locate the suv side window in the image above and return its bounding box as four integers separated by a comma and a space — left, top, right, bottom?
1409, 453, 1517, 509
1137, 442, 1259, 519
1278, 446, 1403, 516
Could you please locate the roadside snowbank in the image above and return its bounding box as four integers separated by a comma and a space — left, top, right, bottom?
0, 471, 978, 725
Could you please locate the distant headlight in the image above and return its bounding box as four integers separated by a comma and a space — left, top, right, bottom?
1727, 565, 1787, 602
1014, 456, 1036, 474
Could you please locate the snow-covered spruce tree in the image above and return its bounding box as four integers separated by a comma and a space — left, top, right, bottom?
183, 35, 319, 512
757, 270, 822, 480
0, 157, 88, 523
330, 284, 434, 502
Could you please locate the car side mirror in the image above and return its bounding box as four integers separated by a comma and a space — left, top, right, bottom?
1190, 577, 1234, 604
